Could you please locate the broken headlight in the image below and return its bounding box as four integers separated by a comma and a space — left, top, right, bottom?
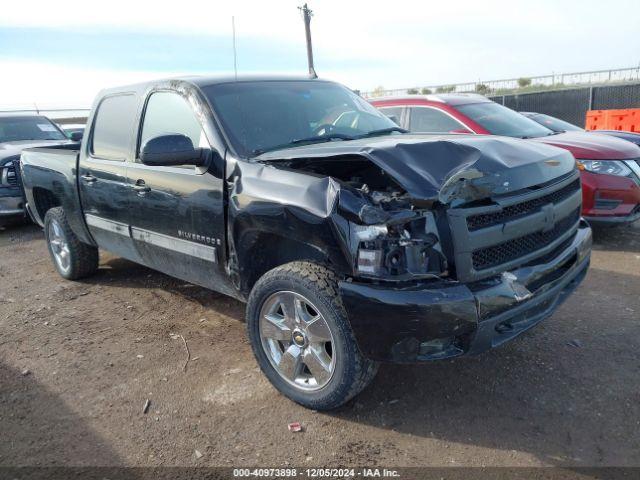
353, 213, 447, 279
354, 224, 388, 275
357, 248, 384, 275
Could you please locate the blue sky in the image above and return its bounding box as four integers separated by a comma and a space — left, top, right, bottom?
0, 26, 377, 73
1, 0, 639, 108
0, 27, 308, 72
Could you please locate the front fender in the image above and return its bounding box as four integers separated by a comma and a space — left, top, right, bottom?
228, 160, 354, 292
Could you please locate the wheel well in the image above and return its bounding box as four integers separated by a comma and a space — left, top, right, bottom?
240, 232, 331, 293
32, 188, 61, 221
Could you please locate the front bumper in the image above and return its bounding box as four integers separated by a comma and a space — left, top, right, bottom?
0, 193, 25, 219
580, 169, 640, 226
584, 207, 640, 226
340, 220, 592, 363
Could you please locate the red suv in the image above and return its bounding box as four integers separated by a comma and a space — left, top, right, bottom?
371, 94, 640, 226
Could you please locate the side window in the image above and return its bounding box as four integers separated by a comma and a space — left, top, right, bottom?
378, 107, 404, 126
409, 107, 465, 133
91, 94, 138, 160
139, 91, 206, 156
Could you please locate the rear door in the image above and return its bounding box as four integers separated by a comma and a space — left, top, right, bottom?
377, 106, 407, 128
408, 106, 471, 133
79, 93, 141, 261
126, 89, 231, 293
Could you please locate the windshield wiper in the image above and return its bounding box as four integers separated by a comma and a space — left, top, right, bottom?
251, 133, 355, 156
356, 127, 408, 138
250, 128, 407, 156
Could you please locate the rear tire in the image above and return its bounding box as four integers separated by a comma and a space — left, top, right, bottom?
246, 261, 378, 410
44, 207, 98, 280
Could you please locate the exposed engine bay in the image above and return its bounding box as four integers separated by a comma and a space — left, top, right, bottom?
260, 155, 449, 280
271, 155, 409, 206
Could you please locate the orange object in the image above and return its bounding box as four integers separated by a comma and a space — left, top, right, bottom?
585, 108, 640, 132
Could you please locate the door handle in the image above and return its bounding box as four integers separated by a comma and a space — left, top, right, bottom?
81, 173, 97, 183
133, 179, 151, 194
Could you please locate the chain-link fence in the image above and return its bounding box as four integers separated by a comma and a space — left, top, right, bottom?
489, 83, 640, 127
0, 108, 90, 125
362, 66, 640, 98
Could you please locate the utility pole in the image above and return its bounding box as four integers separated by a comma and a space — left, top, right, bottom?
299, 3, 317, 78
232, 16, 238, 80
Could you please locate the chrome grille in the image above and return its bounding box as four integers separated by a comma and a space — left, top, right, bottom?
1, 157, 19, 187
7, 164, 18, 187
447, 171, 583, 282
472, 208, 580, 270
467, 179, 581, 231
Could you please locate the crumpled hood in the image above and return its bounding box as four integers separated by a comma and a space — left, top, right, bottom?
530, 131, 640, 160
256, 134, 576, 204
0, 139, 70, 162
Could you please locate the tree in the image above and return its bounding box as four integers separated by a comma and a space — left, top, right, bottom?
436, 85, 455, 93
407, 88, 419, 94
420, 87, 433, 94
475, 83, 491, 95
371, 86, 386, 97
517, 77, 532, 88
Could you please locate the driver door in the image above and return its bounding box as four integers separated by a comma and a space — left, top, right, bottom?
126, 90, 229, 291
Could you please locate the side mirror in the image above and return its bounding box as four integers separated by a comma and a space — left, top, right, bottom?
140, 134, 205, 167
69, 131, 83, 142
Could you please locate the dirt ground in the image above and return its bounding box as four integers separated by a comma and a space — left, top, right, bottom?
1, 221, 639, 469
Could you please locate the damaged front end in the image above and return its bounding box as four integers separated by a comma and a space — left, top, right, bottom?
338, 186, 448, 281
244, 135, 591, 362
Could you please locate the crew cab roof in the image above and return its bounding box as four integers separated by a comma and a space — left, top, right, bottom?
97, 75, 335, 97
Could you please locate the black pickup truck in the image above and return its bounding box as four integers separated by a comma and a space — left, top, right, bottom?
20, 76, 592, 409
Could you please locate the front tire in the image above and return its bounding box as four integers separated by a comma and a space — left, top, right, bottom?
44, 207, 99, 280
246, 262, 378, 410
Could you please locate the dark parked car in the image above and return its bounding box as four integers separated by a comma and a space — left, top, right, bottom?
593, 129, 640, 146
60, 124, 85, 142
520, 111, 640, 146
0, 114, 70, 226
21, 76, 591, 409
372, 95, 640, 226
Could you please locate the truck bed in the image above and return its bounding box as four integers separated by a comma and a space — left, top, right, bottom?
21, 143, 80, 168
20, 144, 94, 245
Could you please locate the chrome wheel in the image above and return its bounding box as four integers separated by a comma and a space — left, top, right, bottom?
259, 291, 336, 391
48, 219, 71, 273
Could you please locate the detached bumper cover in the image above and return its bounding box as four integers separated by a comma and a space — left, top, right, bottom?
340, 220, 592, 363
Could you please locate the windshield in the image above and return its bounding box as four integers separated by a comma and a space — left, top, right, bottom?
457, 102, 554, 138
0, 116, 67, 143
203, 81, 399, 157
527, 113, 583, 133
